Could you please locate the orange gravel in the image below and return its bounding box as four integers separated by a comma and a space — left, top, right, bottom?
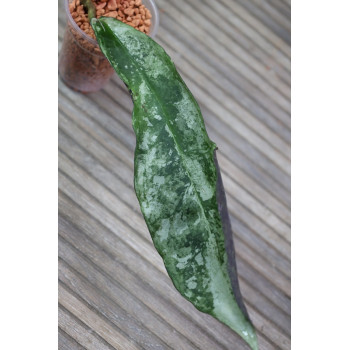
69, 0, 153, 39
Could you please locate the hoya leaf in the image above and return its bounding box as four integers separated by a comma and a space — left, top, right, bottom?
92, 17, 258, 350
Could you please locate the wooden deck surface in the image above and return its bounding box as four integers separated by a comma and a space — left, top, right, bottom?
58, 0, 291, 349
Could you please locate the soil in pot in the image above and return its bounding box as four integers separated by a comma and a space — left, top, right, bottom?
59, 0, 153, 93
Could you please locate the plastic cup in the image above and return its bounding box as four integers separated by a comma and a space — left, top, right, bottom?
59, 0, 159, 93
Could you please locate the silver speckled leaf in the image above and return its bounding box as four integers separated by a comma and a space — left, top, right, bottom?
92, 17, 258, 350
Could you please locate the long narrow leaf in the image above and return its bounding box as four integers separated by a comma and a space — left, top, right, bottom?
92, 17, 258, 350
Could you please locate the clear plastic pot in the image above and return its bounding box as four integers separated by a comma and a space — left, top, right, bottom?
59, 0, 159, 93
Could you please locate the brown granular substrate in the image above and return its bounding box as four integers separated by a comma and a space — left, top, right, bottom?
59, 0, 153, 93
70, 0, 152, 39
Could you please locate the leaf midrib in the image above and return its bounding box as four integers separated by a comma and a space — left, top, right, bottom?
99, 20, 220, 249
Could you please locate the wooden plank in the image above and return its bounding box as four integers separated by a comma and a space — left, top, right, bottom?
157, 21, 291, 131
222, 171, 291, 241
162, 0, 291, 101
58, 91, 135, 169
58, 170, 163, 271
217, 154, 291, 224
233, 0, 291, 44
218, 0, 291, 57
199, 0, 290, 83
202, 109, 291, 192
58, 305, 116, 350
156, 0, 291, 113
248, 308, 291, 350
58, 327, 86, 350
237, 262, 290, 321
231, 218, 290, 279
245, 0, 291, 31
205, 124, 291, 207
226, 194, 291, 259
59, 284, 140, 350
157, 35, 290, 145
263, 0, 291, 19
59, 260, 172, 350
181, 0, 291, 84
234, 237, 290, 296
158, 39, 291, 160
176, 0, 290, 89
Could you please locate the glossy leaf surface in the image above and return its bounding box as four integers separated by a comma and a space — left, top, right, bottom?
92, 17, 258, 350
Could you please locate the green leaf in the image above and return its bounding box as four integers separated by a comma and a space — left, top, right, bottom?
92, 17, 258, 350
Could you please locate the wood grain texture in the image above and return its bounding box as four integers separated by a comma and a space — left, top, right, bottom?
58, 0, 290, 348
